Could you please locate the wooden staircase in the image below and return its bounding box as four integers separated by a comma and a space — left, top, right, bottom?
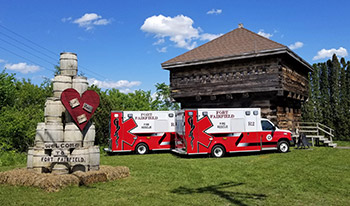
293, 122, 337, 148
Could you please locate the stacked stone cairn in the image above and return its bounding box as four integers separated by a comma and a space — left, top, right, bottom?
27, 52, 100, 174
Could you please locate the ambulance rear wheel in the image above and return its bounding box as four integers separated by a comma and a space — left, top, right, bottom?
211, 145, 225, 158
277, 140, 289, 153
135, 143, 149, 155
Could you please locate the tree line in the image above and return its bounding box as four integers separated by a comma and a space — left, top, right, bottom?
302, 54, 350, 140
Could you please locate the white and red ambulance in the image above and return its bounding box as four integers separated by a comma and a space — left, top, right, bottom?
174, 108, 292, 157
105, 111, 175, 154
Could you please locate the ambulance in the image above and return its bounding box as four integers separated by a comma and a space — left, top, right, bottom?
174, 108, 292, 157
105, 111, 175, 154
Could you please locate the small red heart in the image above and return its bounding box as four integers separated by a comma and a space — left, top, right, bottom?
61, 88, 100, 131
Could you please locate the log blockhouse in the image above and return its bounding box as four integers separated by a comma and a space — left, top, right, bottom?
161, 25, 312, 131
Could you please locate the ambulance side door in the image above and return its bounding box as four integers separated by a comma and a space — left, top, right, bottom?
259, 120, 276, 149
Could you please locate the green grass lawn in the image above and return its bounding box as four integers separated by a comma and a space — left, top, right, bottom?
0, 147, 349, 206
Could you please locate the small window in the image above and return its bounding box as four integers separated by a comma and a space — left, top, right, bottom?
261, 120, 274, 131
202, 112, 208, 116
253, 111, 259, 116
245, 111, 251, 116
127, 114, 133, 118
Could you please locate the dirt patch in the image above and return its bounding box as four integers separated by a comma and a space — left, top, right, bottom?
0, 165, 129, 192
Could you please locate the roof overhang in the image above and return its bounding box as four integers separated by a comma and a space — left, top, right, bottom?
162, 47, 313, 72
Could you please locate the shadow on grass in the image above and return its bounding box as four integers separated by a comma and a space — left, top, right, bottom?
171, 150, 281, 159
171, 182, 266, 206
104, 150, 170, 156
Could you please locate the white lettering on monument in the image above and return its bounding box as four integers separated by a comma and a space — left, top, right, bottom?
41, 156, 86, 163
44, 142, 81, 149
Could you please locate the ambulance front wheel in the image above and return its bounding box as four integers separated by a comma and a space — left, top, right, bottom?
277, 140, 289, 153
211, 145, 225, 158
135, 143, 149, 155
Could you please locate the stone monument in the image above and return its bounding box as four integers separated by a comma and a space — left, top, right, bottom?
27, 52, 100, 174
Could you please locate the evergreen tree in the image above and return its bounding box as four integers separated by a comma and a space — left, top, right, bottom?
319, 63, 332, 127
302, 69, 315, 121
311, 64, 322, 122
339, 58, 348, 139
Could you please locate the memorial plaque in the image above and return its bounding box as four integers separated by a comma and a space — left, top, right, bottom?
83, 103, 93, 113
69, 98, 80, 108
77, 114, 87, 124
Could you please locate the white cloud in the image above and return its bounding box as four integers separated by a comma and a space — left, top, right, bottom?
61, 17, 72, 22
5, 62, 40, 74
313, 47, 348, 60
207, 9, 222, 15
93, 19, 110, 25
289, 41, 304, 50
70, 13, 111, 30
257, 29, 273, 39
156, 47, 167, 53
141, 14, 221, 50
153, 38, 165, 45
0, 59, 5, 63
200, 33, 223, 41
119, 88, 134, 94
88, 78, 141, 89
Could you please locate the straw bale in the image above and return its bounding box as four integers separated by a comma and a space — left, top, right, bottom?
99, 165, 130, 181
73, 170, 107, 185
0, 165, 130, 192
33, 174, 80, 192
0, 168, 79, 192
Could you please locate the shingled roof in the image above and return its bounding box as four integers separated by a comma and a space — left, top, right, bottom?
162, 26, 312, 71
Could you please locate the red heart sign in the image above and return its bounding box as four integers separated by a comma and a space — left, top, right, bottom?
61, 88, 100, 131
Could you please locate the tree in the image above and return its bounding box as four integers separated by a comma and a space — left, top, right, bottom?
338, 58, 348, 139
0, 70, 16, 109
319, 62, 332, 127
0, 71, 52, 152
153, 82, 180, 110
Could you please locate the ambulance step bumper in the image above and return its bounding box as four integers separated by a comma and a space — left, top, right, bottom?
172, 148, 187, 155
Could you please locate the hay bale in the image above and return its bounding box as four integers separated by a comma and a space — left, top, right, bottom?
33, 174, 80, 192
73, 170, 107, 186
0, 165, 130, 192
0, 168, 79, 192
99, 165, 130, 181
0, 168, 40, 186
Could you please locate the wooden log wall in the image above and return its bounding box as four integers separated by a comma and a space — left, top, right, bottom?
281, 66, 308, 98
170, 57, 283, 99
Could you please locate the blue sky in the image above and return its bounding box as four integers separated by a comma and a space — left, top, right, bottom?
0, 0, 349, 93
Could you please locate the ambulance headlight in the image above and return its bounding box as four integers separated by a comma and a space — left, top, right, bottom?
188, 112, 193, 116
253, 111, 259, 116
128, 114, 133, 118
202, 112, 208, 116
